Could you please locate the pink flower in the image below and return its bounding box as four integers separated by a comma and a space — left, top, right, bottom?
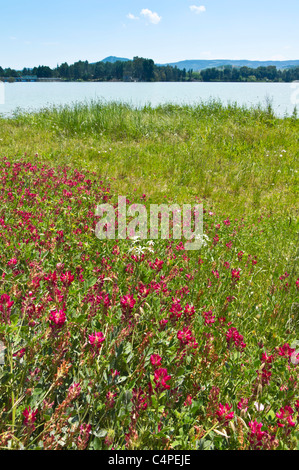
169, 298, 183, 321
60, 271, 75, 286
120, 294, 136, 315
279, 272, 289, 281
106, 391, 117, 408
278, 343, 295, 359
132, 387, 148, 411
44, 271, 57, 285
248, 420, 271, 449
276, 405, 296, 429
110, 369, 120, 379
77, 423, 92, 450
150, 354, 162, 368
237, 398, 249, 412
261, 352, 274, 364
23, 406, 38, 430
177, 327, 198, 348
216, 403, 234, 425
203, 310, 216, 325
184, 304, 195, 319
226, 327, 246, 350
231, 269, 241, 282
149, 259, 164, 272
88, 331, 105, 352
256, 368, 272, 385
67, 383, 81, 400
7, 258, 18, 266
0, 294, 14, 324
184, 395, 193, 406
13, 348, 26, 359
213, 234, 219, 245
48, 309, 66, 330
154, 368, 171, 391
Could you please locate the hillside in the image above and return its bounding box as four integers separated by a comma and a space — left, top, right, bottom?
102, 56, 299, 71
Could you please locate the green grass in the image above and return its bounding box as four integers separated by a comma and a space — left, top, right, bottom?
1, 100, 298, 217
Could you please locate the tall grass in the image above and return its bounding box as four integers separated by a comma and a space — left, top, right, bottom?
0, 100, 298, 217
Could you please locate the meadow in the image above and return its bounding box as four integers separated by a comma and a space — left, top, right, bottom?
0, 101, 298, 450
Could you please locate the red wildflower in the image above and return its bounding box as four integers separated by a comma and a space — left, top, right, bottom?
23, 406, 38, 430
276, 405, 296, 429
150, 354, 162, 368
120, 294, 136, 317
88, 331, 105, 352
77, 423, 92, 450
203, 310, 216, 325
237, 398, 249, 412
177, 327, 198, 348
216, 403, 234, 425
60, 271, 75, 286
184, 395, 193, 406
226, 327, 246, 350
231, 269, 241, 282
169, 297, 183, 321
48, 309, 66, 330
278, 343, 295, 359
67, 383, 81, 400
106, 391, 117, 408
184, 304, 195, 319
154, 368, 171, 391
0, 294, 14, 324
261, 352, 274, 364
248, 420, 272, 450
7, 258, 17, 266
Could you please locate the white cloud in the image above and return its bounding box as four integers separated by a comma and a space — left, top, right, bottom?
127, 13, 139, 20
140, 9, 162, 24
190, 5, 206, 14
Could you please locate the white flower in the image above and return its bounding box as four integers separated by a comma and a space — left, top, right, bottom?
254, 402, 264, 412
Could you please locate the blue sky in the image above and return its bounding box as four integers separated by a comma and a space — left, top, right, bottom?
1, 0, 298, 69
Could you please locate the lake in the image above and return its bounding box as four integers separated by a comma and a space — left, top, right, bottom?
0, 81, 298, 117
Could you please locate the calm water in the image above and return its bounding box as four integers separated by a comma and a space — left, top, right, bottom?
0, 81, 297, 117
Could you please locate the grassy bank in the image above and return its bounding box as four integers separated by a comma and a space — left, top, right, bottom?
1, 100, 298, 216
0, 102, 298, 450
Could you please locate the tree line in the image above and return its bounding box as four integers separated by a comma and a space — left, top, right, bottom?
1, 57, 299, 82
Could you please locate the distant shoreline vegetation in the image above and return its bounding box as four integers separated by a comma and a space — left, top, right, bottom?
1, 56, 299, 83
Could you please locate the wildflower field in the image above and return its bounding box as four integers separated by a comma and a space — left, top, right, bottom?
0, 102, 298, 450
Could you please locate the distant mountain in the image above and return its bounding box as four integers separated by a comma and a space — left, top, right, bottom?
100, 56, 299, 71
158, 59, 299, 71
102, 56, 130, 63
